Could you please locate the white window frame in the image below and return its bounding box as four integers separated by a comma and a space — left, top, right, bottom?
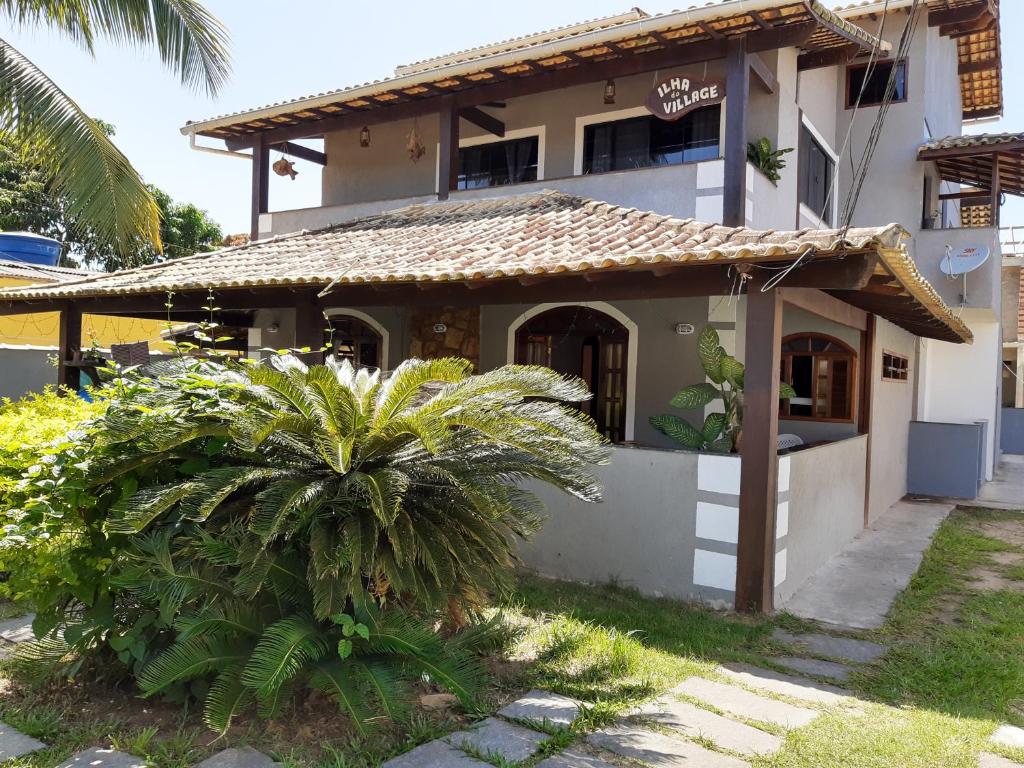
573, 103, 726, 176
798, 115, 840, 228
434, 125, 545, 193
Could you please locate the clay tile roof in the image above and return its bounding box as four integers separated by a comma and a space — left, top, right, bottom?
0, 191, 971, 344
0, 259, 93, 283
920, 132, 1024, 153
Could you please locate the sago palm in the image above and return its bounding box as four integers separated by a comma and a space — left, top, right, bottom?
0, 0, 231, 261
25, 355, 609, 732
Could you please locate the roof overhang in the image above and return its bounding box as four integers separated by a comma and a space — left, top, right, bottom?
182, 1, 888, 148
0, 193, 970, 345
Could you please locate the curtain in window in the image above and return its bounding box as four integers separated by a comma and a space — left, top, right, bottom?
504, 139, 534, 183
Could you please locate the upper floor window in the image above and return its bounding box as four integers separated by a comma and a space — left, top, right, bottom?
582, 106, 721, 174
799, 124, 835, 226
780, 333, 856, 422
457, 136, 539, 190
846, 60, 908, 108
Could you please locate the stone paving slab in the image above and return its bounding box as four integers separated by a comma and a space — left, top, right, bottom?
57, 748, 147, 768
771, 629, 887, 664
634, 697, 782, 756
381, 739, 489, 767
0, 614, 35, 645
447, 717, 548, 763
980, 753, 1024, 768
771, 656, 852, 682
0, 720, 46, 760
587, 725, 749, 767
536, 749, 619, 768
992, 725, 1024, 749
675, 677, 819, 729
196, 747, 280, 768
721, 663, 851, 706
498, 689, 582, 729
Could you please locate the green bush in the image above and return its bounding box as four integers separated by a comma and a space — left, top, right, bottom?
0, 388, 104, 603
13, 356, 608, 733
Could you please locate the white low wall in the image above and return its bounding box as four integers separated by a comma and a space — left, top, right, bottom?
776, 436, 868, 604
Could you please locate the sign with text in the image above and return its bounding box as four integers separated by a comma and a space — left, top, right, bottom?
645, 75, 725, 121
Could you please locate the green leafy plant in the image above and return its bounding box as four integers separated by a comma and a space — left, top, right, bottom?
12, 355, 609, 734
649, 326, 796, 452
747, 138, 793, 185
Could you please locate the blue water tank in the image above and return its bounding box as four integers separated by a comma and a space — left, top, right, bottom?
0, 232, 62, 266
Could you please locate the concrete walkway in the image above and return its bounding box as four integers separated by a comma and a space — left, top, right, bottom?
780, 499, 952, 629
974, 455, 1024, 510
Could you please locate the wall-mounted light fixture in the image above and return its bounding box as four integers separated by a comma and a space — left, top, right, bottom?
432, 323, 448, 334
359, 126, 371, 148
674, 323, 695, 336
267, 322, 280, 334
603, 79, 616, 105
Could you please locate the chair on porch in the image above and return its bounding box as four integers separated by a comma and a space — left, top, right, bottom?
777, 433, 805, 452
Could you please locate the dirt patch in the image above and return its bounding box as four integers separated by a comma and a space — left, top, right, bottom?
975, 519, 1024, 548
967, 568, 1024, 593
990, 551, 1024, 567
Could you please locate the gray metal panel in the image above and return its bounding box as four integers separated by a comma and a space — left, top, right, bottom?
1002, 409, 1024, 454
907, 421, 983, 499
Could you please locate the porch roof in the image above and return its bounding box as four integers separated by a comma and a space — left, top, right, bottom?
181, 1, 887, 145
0, 259, 92, 284
0, 191, 971, 344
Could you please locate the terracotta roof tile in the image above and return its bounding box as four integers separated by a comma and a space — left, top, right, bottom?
0, 191, 970, 344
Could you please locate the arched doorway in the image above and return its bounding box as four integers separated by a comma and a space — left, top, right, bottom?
513, 305, 630, 442
326, 314, 384, 369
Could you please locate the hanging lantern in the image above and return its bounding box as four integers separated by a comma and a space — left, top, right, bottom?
272, 156, 297, 180
603, 79, 616, 104
406, 121, 425, 163
359, 126, 371, 148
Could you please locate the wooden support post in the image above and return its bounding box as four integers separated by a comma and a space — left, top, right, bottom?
736, 282, 781, 613
294, 294, 325, 366
723, 36, 750, 228
438, 98, 460, 200
250, 134, 270, 242
991, 154, 1002, 228
57, 302, 82, 393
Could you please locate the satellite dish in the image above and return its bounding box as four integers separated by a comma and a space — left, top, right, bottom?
940, 244, 990, 277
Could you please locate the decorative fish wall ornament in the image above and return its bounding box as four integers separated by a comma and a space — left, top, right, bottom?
407, 124, 426, 163
273, 157, 298, 179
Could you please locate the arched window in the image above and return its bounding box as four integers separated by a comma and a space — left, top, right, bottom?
514, 306, 629, 442
326, 315, 382, 369
780, 333, 857, 422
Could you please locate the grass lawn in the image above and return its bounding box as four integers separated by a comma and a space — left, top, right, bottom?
0, 506, 1021, 768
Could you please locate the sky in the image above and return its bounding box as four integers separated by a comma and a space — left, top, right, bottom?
3, 1, 1021, 237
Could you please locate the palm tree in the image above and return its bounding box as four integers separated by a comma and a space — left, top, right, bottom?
0, 1, 231, 263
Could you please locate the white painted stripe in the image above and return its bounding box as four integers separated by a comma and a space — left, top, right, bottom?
776, 501, 790, 539
777, 455, 791, 493
696, 502, 739, 544
693, 550, 737, 591
697, 454, 742, 495
775, 549, 788, 586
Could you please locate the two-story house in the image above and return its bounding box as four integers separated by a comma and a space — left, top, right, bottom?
0, 0, 1012, 614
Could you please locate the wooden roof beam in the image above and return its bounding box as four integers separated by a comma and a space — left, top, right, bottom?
798, 43, 861, 71
459, 106, 505, 137
270, 141, 326, 166
929, 0, 994, 28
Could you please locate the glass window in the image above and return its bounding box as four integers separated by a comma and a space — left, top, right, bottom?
846, 60, 908, 108
780, 333, 856, 422
457, 136, 539, 190
799, 124, 835, 226
582, 106, 721, 174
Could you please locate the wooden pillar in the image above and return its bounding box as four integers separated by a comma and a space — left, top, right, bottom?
57, 302, 82, 393
437, 98, 459, 201
991, 153, 1002, 228
251, 134, 270, 241
294, 293, 325, 366
736, 282, 782, 612
723, 36, 750, 228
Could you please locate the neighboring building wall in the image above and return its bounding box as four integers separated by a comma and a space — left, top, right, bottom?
0, 346, 56, 400
776, 436, 867, 604
868, 318, 917, 520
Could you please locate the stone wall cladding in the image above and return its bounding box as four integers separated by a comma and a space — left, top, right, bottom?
408, 306, 480, 368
